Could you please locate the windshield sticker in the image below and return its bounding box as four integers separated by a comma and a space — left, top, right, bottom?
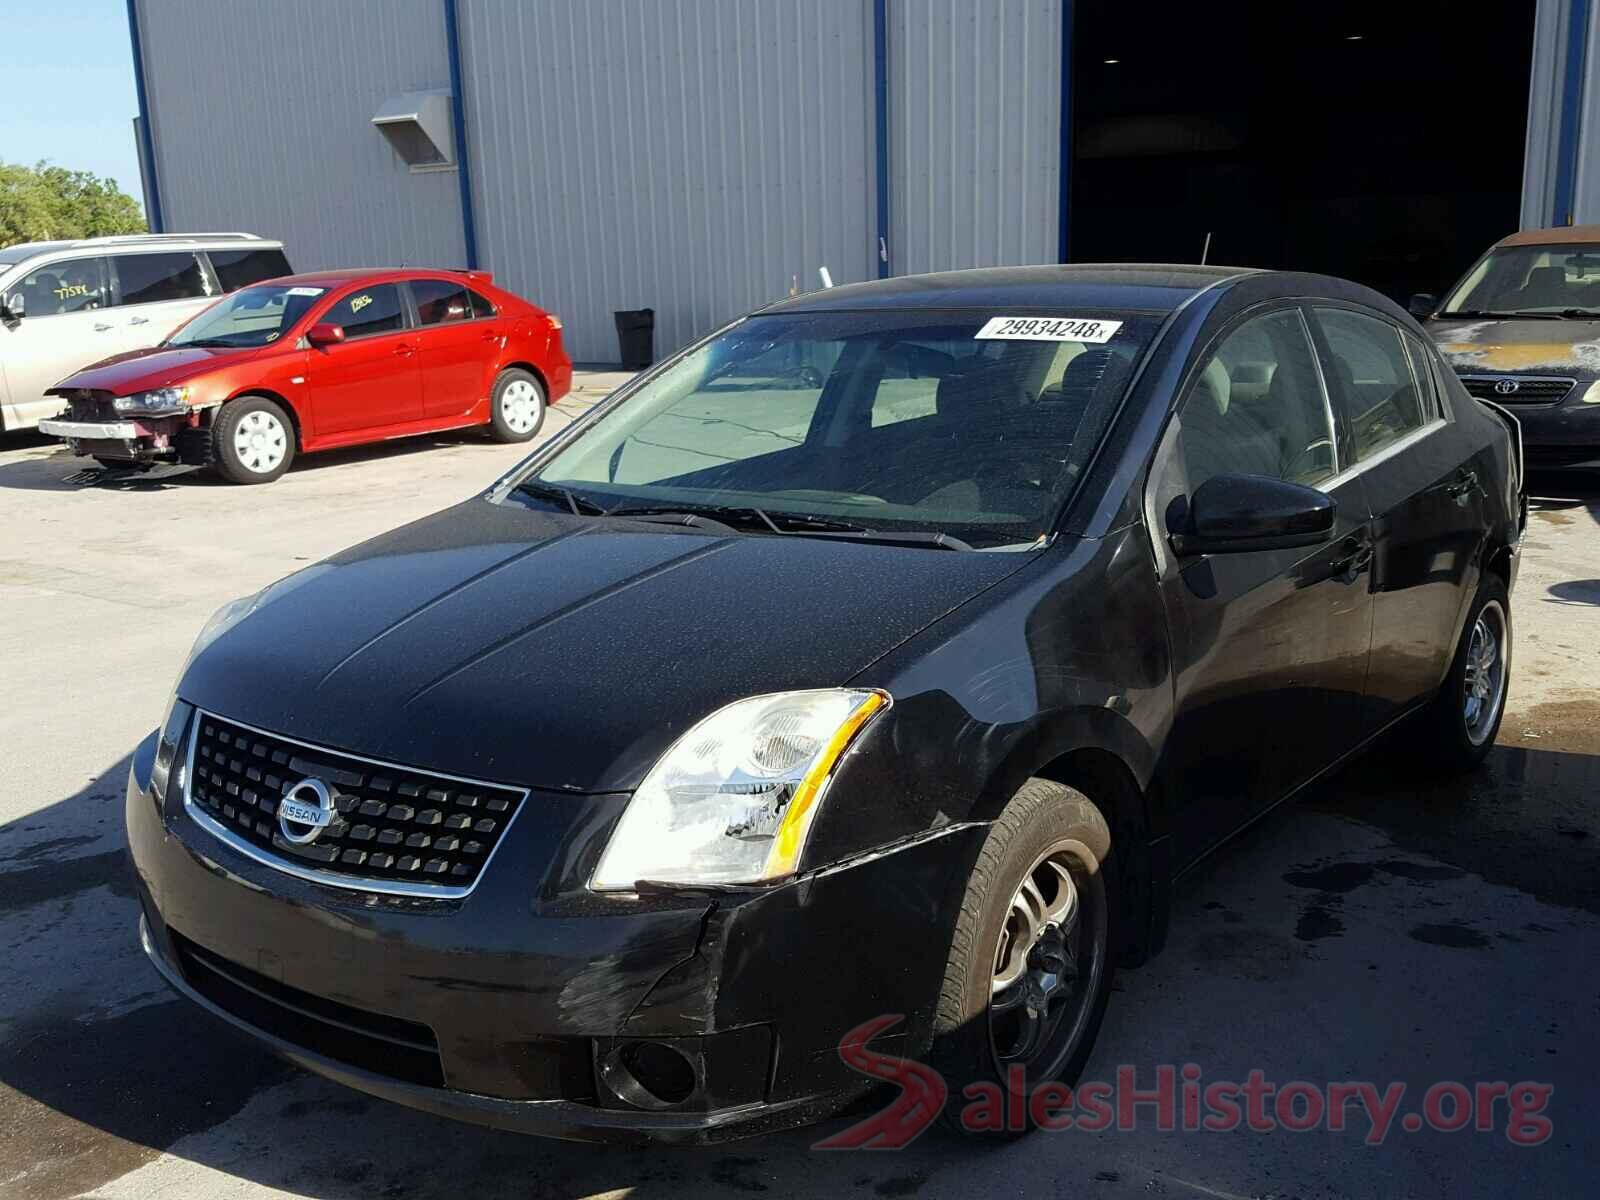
976, 316, 1123, 343
53, 284, 90, 301
286, 286, 324, 297
350, 294, 373, 314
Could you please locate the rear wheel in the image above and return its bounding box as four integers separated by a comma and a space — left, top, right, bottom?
212, 396, 294, 484
1421, 575, 1512, 771
489, 369, 545, 442
931, 779, 1115, 1138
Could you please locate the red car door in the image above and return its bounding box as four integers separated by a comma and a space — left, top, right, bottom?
407, 276, 501, 419
305, 283, 423, 436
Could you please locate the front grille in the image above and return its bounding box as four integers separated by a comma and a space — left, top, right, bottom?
170, 930, 445, 1087
185, 712, 527, 897
1458, 375, 1576, 406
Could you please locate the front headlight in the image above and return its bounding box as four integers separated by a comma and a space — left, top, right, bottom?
1581, 380, 1600, 405
113, 386, 191, 415
591, 688, 890, 890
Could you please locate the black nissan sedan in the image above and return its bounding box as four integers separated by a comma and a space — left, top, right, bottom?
128, 265, 1524, 1144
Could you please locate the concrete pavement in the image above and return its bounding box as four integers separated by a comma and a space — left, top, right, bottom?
1, 392, 1597, 1198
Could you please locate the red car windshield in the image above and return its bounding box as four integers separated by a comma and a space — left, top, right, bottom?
167, 284, 328, 349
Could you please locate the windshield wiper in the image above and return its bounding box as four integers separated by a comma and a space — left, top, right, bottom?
173, 337, 243, 348
607, 503, 970, 549
514, 480, 607, 515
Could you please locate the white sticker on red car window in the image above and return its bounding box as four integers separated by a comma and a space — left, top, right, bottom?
350, 294, 373, 314
286, 287, 324, 297
975, 316, 1123, 343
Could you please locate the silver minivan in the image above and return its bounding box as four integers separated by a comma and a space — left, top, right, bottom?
0, 233, 291, 432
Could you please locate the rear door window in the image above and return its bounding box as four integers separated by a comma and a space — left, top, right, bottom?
467, 288, 497, 318
5, 257, 109, 316
113, 252, 212, 306
323, 284, 407, 339
1312, 308, 1431, 461
207, 248, 292, 292
411, 278, 473, 325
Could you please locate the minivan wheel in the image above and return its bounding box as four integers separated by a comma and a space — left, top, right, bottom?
211, 396, 295, 484
489, 369, 545, 442
1423, 575, 1512, 771
931, 779, 1115, 1138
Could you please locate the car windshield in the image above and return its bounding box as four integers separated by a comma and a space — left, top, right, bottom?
1441, 244, 1600, 316
515, 309, 1161, 549
166, 284, 326, 348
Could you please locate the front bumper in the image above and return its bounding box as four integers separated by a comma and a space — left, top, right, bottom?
127, 725, 981, 1143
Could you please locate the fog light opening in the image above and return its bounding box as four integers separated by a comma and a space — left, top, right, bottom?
602, 1040, 699, 1110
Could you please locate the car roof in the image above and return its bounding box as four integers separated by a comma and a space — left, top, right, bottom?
758, 263, 1260, 317
0, 233, 281, 268
1496, 224, 1600, 248
258, 268, 483, 288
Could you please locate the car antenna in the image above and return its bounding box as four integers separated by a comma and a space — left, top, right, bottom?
1200, 232, 1212, 265
818, 266, 834, 289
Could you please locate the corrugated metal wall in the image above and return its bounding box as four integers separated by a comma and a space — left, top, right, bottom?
458, 0, 878, 362
888, 0, 1063, 275
134, 0, 466, 272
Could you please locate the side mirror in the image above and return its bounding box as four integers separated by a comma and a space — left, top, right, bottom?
306, 322, 345, 348
1407, 293, 1437, 320
1170, 473, 1335, 556
0, 293, 23, 324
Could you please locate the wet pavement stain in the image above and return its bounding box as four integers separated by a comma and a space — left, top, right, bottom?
1294, 904, 1345, 942
1283, 862, 1376, 893
0, 849, 134, 913
1409, 922, 1492, 950
1375, 860, 1466, 882
873, 1170, 930, 1197
0, 999, 293, 1200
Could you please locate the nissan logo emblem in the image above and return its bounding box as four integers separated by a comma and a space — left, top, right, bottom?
1493, 379, 1520, 396
277, 777, 336, 844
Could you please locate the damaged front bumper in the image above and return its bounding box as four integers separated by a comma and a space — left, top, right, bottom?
126, 724, 983, 1144
40, 393, 210, 464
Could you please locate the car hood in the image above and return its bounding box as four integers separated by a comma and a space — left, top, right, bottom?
177, 499, 1030, 793
1427, 316, 1600, 377
54, 343, 268, 394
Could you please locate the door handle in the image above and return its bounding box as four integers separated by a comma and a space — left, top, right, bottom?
128, 316, 150, 326
1445, 469, 1478, 502
94, 323, 113, 332
1330, 534, 1374, 583
393, 343, 415, 357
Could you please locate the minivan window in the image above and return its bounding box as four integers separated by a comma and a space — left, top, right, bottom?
1441, 243, 1600, 316
114, 252, 211, 306
524, 310, 1161, 548
208, 248, 292, 292
4, 257, 108, 317
1314, 308, 1429, 462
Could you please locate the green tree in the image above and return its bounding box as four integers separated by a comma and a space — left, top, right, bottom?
0, 160, 146, 247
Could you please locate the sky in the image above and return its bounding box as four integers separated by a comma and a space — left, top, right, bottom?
3, 0, 145, 209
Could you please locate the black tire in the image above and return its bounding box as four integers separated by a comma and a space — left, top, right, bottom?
211, 396, 295, 484
488, 369, 545, 443
930, 779, 1116, 1138
1421, 574, 1512, 772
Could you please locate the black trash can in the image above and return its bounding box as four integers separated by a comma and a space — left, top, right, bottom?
614, 308, 655, 369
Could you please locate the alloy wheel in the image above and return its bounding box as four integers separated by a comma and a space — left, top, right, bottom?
1462, 599, 1509, 746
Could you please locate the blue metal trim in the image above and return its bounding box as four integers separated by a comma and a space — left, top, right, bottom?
125, 0, 164, 232
873, 0, 890, 278
444, 0, 480, 268
1058, 0, 1074, 261
1554, 0, 1592, 225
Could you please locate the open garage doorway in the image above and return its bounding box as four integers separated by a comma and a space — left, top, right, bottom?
1068, 0, 1536, 302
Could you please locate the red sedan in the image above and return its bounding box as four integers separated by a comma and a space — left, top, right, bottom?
40, 268, 572, 483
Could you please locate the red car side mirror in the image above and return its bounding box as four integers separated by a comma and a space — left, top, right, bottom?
307, 322, 345, 348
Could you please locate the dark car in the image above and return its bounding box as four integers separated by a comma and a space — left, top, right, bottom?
128, 265, 1523, 1144
1414, 224, 1600, 469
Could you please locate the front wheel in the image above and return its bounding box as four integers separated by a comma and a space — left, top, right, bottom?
211, 396, 295, 484
489, 369, 545, 443
930, 779, 1115, 1138
1421, 575, 1512, 771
